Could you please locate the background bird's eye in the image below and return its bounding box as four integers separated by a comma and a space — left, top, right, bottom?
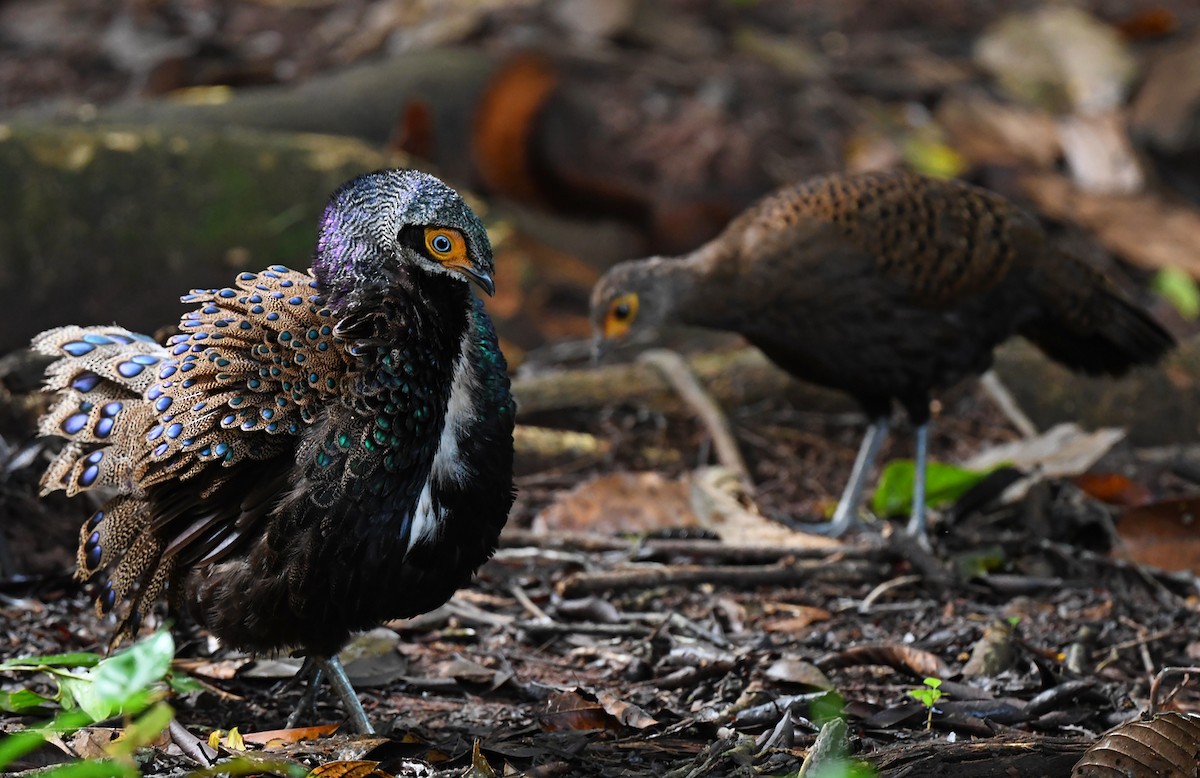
603, 293, 639, 339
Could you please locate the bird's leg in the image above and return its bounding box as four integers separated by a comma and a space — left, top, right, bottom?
799, 418, 889, 537
285, 657, 324, 729
905, 421, 930, 543
322, 655, 375, 735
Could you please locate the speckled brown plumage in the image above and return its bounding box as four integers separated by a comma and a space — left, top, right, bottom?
591, 169, 1175, 538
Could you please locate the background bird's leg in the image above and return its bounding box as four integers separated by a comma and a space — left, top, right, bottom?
322, 655, 375, 735
798, 418, 889, 537
285, 656, 324, 729
905, 422, 930, 542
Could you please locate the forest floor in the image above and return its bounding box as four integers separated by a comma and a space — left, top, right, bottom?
1, 1, 1200, 776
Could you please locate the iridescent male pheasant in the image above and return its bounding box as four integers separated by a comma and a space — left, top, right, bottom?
591, 170, 1174, 541
33, 170, 515, 733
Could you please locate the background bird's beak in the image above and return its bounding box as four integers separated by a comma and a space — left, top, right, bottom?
591, 335, 611, 363
446, 262, 495, 295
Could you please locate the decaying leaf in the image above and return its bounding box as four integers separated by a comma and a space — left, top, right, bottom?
533, 471, 698, 534
540, 689, 620, 733
309, 760, 393, 778
1114, 498, 1200, 574
240, 723, 341, 747
691, 466, 839, 548
1072, 712, 1200, 776
595, 689, 658, 729
1072, 473, 1153, 507
764, 658, 834, 690
818, 645, 952, 680
961, 619, 1017, 679
962, 423, 1126, 503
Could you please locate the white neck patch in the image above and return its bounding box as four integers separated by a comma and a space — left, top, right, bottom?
407, 327, 478, 549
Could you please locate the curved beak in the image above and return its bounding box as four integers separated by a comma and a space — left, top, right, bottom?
446, 260, 495, 296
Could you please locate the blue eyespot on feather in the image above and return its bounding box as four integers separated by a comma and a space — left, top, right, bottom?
63, 341, 94, 356
61, 413, 88, 435
71, 372, 101, 393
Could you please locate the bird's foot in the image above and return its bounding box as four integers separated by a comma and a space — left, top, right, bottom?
280, 655, 375, 735
284, 656, 325, 729
780, 505, 866, 539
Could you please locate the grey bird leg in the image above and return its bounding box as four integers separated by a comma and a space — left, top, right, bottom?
799, 418, 889, 537
323, 656, 375, 735
905, 421, 930, 542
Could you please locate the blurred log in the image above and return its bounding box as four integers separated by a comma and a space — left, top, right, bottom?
512, 337, 1199, 446
514, 348, 852, 420
0, 123, 408, 353
512, 425, 680, 474
24, 48, 498, 189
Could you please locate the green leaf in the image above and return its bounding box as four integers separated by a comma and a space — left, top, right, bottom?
35, 759, 138, 778
61, 632, 175, 722
0, 688, 53, 714
110, 702, 174, 757
1152, 266, 1199, 320
0, 730, 47, 770
189, 756, 310, 778
871, 459, 994, 517
809, 690, 847, 727
165, 671, 204, 696
0, 652, 103, 671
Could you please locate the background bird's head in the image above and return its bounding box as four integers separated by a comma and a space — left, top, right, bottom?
589, 257, 680, 359
312, 169, 495, 311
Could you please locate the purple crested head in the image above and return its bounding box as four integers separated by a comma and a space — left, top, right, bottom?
311, 169, 493, 308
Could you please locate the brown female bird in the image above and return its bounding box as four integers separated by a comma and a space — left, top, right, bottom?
590, 170, 1174, 540
34, 170, 516, 732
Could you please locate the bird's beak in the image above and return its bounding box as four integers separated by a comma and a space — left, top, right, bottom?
591, 334, 611, 363
446, 261, 495, 296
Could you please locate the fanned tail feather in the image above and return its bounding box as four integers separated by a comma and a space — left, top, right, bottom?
33, 325, 166, 496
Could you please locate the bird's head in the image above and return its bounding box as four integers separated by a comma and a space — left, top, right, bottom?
312, 169, 495, 310
589, 257, 678, 359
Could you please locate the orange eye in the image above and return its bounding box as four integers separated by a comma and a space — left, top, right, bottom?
423, 227, 467, 263
604, 293, 639, 339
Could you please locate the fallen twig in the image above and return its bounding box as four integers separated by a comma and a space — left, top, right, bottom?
557, 559, 881, 597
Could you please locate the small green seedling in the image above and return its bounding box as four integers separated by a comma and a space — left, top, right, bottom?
908, 677, 946, 731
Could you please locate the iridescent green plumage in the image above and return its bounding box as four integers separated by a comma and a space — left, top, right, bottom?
34, 170, 515, 731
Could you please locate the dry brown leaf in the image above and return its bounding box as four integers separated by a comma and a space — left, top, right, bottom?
1072, 472, 1153, 507
762, 613, 833, 634
961, 619, 1017, 679
1114, 498, 1200, 574
61, 727, 122, 760
819, 645, 952, 680
172, 657, 251, 680
240, 723, 341, 747
309, 760, 393, 778
595, 689, 658, 729
764, 658, 834, 689
690, 466, 840, 549
540, 690, 620, 733
1072, 712, 1200, 776
533, 471, 698, 534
